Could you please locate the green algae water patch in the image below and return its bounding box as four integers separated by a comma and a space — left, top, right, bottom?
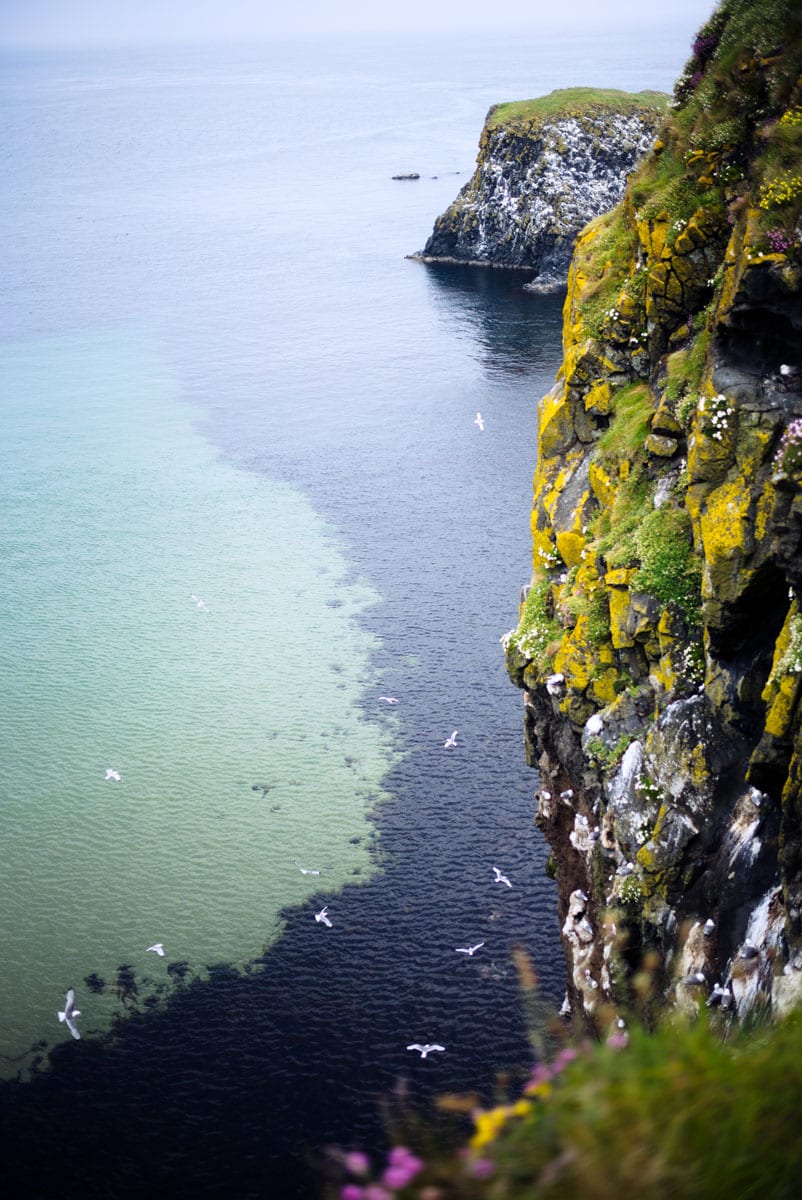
0, 330, 394, 1078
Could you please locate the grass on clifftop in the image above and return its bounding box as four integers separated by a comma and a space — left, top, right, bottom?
487, 88, 671, 128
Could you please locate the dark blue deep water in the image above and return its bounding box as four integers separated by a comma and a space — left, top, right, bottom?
1, 26, 699, 1198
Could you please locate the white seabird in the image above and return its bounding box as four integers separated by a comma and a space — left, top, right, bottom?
315, 905, 332, 928
444, 730, 458, 749
378, 696, 399, 704
105, 768, 121, 782
57, 989, 81, 1040
191, 594, 210, 612
295, 860, 321, 876
406, 1043, 445, 1058
492, 866, 512, 887
474, 412, 485, 431
455, 942, 485, 956
147, 943, 165, 957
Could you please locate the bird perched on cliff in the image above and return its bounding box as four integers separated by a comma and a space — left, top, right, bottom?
474, 412, 484, 431
492, 866, 512, 887
707, 981, 733, 1009
104, 768, 121, 781
57, 989, 81, 1040
406, 1043, 445, 1058
455, 942, 485, 956
315, 905, 332, 927
147, 943, 165, 957
444, 730, 458, 748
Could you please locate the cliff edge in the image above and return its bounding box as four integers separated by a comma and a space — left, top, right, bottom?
415, 89, 668, 290
505, 0, 802, 1026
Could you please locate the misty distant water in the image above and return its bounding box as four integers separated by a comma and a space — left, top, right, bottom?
0, 25, 696, 1196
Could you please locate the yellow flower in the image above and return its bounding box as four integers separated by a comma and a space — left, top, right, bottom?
470, 1107, 509, 1150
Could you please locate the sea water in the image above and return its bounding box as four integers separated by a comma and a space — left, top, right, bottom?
0, 24, 701, 1194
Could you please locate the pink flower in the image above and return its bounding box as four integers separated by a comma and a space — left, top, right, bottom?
382, 1148, 424, 1189
364, 1187, 393, 1200
526, 1063, 552, 1088
551, 1047, 579, 1073
344, 1151, 371, 1177
468, 1157, 494, 1179
341, 1186, 364, 1200
607, 1031, 629, 1050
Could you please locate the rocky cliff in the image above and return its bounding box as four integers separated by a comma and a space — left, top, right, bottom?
504, 0, 802, 1027
416, 89, 668, 290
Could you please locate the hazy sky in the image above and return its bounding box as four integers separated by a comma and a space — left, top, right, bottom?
1, 0, 718, 48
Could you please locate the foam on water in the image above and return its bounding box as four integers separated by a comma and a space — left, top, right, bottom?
0, 329, 393, 1075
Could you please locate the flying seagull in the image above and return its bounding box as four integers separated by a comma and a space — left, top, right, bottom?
492, 866, 512, 887
147, 943, 165, 957
406, 1043, 445, 1058
294, 860, 321, 876
378, 696, 399, 704
104, 768, 121, 782
444, 730, 458, 749
456, 942, 485, 956
191, 594, 210, 613
315, 906, 332, 928
474, 412, 485, 431
57, 989, 81, 1041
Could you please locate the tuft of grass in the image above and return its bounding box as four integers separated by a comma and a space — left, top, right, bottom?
596, 383, 654, 466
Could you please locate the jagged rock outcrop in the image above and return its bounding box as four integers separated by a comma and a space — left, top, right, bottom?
415, 89, 668, 290
505, 0, 802, 1026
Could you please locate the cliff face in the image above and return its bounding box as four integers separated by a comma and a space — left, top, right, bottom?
505, 0, 802, 1026
417, 90, 668, 289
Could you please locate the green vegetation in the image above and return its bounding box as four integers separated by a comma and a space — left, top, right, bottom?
333, 1012, 802, 1199
633, 506, 702, 625
596, 383, 653, 466
486, 88, 670, 129
509, 578, 562, 663
572, 209, 639, 340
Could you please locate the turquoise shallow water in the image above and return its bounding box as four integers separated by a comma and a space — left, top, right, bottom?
0, 329, 392, 1073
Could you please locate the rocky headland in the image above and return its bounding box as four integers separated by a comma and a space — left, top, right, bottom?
504, 0, 802, 1027
414, 88, 669, 290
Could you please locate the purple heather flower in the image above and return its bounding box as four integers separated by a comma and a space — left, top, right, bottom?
344, 1152, 371, 1177
341, 1186, 365, 1200
551, 1047, 579, 1073
607, 1031, 630, 1050
382, 1148, 424, 1189
364, 1187, 393, 1200
527, 1063, 553, 1087
468, 1157, 495, 1179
